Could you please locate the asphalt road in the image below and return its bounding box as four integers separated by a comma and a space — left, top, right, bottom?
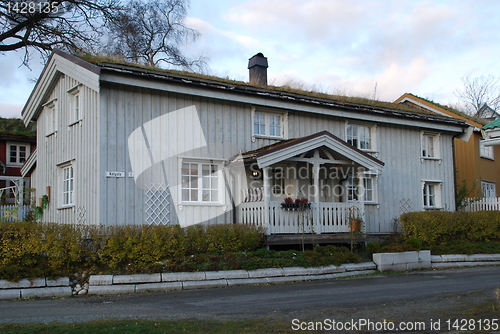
0, 266, 499, 325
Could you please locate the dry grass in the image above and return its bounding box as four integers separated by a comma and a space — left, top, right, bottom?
75, 53, 441, 117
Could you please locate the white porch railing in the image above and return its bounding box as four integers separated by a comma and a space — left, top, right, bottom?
0, 205, 31, 222
464, 197, 500, 212
238, 201, 363, 235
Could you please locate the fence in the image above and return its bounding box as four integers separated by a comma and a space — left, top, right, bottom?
464, 197, 500, 212
0, 205, 31, 222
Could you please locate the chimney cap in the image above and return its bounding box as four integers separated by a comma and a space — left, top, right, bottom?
248, 53, 268, 69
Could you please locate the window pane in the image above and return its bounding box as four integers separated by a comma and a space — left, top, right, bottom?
202, 164, 210, 176
202, 190, 210, 201
9, 153, 16, 164
182, 189, 189, 201
254, 113, 266, 135
269, 115, 281, 136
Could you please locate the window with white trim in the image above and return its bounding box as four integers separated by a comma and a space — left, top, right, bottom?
7, 143, 29, 165
61, 164, 74, 206
252, 109, 285, 138
181, 161, 221, 203
480, 140, 494, 160
45, 101, 57, 136
481, 181, 496, 197
421, 132, 440, 158
346, 123, 376, 151
67, 86, 83, 125
422, 181, 442, 209
347, 174, 377, 203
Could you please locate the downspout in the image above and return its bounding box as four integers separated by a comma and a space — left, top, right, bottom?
452, 134, 458, 212
224, 161, 237, 224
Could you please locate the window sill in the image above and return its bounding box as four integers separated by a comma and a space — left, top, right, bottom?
46, 131, 57, 138
58, 205, 75, 210
421, 157, 442, 164
68, 119, 82, 127
252, 135, 285, 141
423, 206, 443, 210
480, 155, 495, 161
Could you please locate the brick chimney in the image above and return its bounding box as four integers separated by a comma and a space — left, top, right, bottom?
248, 53, 268, 86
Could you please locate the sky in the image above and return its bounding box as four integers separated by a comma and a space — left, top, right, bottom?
1, 0, 500, 118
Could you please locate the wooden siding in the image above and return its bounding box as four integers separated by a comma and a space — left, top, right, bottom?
396, 93, 500, 198
97, 82, 459, 232
33, 74, 100, 225
455, 133, 500, 197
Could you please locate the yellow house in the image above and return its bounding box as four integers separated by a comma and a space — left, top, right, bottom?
395, 93, 500, 198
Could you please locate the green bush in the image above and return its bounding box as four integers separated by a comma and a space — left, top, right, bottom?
405, 238, 422, 250
366, 242, 381, 255
0, 222, 266, 279
400, 211, 500, 245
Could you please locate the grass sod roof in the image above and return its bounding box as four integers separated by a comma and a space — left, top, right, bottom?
0, 117, 36, 139
402, 93, 490, 126
75, 53, 463, 122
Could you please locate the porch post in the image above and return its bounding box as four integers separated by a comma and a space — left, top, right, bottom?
263, 167, 271, 234
313, 163, 321, 234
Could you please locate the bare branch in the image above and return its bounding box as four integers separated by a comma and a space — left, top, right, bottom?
454, 75, 500, 117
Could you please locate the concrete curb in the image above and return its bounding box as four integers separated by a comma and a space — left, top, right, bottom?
1, 253, 498, 300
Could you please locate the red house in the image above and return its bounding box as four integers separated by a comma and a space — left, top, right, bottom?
0, 118, 36, 206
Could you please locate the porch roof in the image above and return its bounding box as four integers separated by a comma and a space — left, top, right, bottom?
243, 130, 385, 171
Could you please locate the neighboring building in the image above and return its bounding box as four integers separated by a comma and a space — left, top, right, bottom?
477, 103, 500, 121
482, 118, 500, 147
395, 93, 500, 198
0, 117, 36, 205
22, 50, 468, 240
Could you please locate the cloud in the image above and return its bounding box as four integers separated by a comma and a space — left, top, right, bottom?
0, 104, 24, 118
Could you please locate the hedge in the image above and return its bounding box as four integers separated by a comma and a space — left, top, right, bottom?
0, 222, 266, 280
400, 211, 500, 245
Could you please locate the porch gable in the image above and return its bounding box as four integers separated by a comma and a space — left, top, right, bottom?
254, 130, 384, 171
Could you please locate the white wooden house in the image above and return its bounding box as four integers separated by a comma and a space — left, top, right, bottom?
22, 50, 469, 241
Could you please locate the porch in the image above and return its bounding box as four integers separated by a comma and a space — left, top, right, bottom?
238, 201, 363, 235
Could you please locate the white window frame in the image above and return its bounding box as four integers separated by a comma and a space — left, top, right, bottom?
60, 163, 75, 208
44, 100, 57, 136
347, 173, 378, 203
68, 86, 82, 125
252, 107, 287, 139
345, 122, 377, 152
421, 131, 440, 160
422, 180, 442, 209
180, 159, 224, 205
480, 140, 494, 160
6, 143, 30, 166
481, 181, 496, 198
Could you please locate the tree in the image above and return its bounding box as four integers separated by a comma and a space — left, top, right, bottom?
1, 0, 120, 64
105, 0, 204, 69
454, 75, 500, 117
0, 0, 202, 69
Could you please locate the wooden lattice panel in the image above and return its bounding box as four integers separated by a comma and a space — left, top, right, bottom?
145, 184, 170, 225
